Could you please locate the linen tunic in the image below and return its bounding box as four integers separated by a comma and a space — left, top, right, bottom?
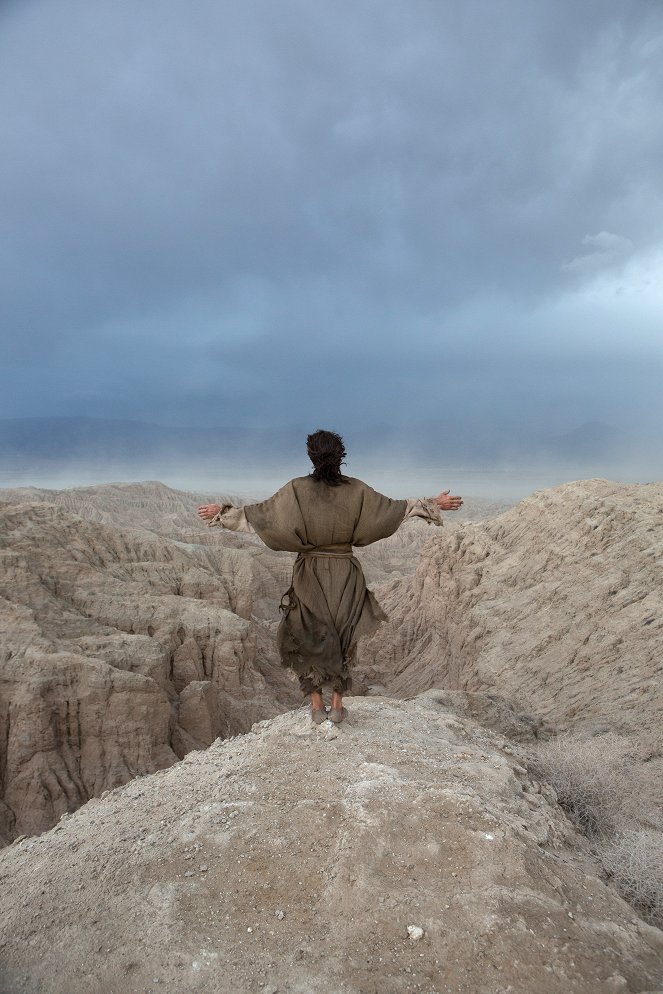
208, 475, 442, 692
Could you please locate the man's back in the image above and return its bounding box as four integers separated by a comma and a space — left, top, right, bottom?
245, 476, 407, 551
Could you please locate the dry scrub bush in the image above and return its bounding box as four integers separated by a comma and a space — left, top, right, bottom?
597, 829, 663, 929
528, 732, 663, 927
528, 732, 635, 838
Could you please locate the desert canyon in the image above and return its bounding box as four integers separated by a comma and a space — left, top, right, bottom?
0, 478, 662, 994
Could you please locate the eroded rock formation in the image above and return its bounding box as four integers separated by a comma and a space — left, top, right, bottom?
357, 479, 663, 742
1, 696, 662, 994
0, 481, 506, 844
0, 497, 300, 843
8, 475, 662, 857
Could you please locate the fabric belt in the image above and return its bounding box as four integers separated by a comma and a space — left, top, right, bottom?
298, 543, 354, 558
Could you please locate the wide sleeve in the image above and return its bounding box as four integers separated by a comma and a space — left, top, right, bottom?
351, 483, 408, 547
243, 481, 308, 552
207, 504, 255, 534
403, 497, 443, 527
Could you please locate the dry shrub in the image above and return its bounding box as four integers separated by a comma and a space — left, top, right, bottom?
597, 829, 663, 928
528, 732, 634, 838
528, 732, 663, 927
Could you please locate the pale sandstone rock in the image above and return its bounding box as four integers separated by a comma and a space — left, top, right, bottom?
2, 479, 663, 991
0, 650, 175, 840
0, 480, 251, 540
0, 697, 661, 994
177, 680, 220, 748
357, 479, 663, 742
0, 497, 300, 842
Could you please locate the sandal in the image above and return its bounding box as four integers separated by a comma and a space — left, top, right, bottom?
310, 706, 329, 725
328, 707, 347, 724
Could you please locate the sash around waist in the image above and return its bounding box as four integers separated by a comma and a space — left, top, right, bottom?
297, 543, 354, 558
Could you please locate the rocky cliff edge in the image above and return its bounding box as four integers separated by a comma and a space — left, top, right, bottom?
1, 696, 662, 994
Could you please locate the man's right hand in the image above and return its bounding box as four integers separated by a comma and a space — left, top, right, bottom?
197, 504, 222, 521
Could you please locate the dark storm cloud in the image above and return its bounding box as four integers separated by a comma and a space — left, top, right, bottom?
1, 0, 662, 464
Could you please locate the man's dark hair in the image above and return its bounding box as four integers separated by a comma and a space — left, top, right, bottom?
306, 429, 350, 486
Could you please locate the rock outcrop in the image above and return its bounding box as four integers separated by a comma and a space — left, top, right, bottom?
1, 696, 662, 994
357, 480, 663, 742
0, 498, 300, 844
0, 480, 251, 541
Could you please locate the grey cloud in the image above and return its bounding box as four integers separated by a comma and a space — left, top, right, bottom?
562, 231, 635, 273
1, 0, 663, 479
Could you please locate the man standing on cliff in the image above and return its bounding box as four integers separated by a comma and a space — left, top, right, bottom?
198, 429, 463, 724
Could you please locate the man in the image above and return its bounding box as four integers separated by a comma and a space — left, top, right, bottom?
198, 429, 462, 723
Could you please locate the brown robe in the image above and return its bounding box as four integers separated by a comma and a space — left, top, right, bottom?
243, 475, 407, 693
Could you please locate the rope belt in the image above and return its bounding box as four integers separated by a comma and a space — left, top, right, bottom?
298, 543, 354, 559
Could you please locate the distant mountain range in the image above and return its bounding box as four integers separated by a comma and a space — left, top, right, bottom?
0, 417, 245, 462
0, 414, 641, 470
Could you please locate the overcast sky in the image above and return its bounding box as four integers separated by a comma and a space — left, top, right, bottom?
1, 0, 662, 474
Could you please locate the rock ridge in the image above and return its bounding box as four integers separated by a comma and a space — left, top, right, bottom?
358, 479, 663, 740
1, 695, 662, 994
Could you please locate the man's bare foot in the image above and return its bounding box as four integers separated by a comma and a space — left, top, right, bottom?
329, 690, 348, 725
311, 690, 325, 714
328, 690, 347, 724
310, 690, 328, 724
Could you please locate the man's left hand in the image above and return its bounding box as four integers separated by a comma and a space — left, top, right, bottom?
436, 490, 463, 511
